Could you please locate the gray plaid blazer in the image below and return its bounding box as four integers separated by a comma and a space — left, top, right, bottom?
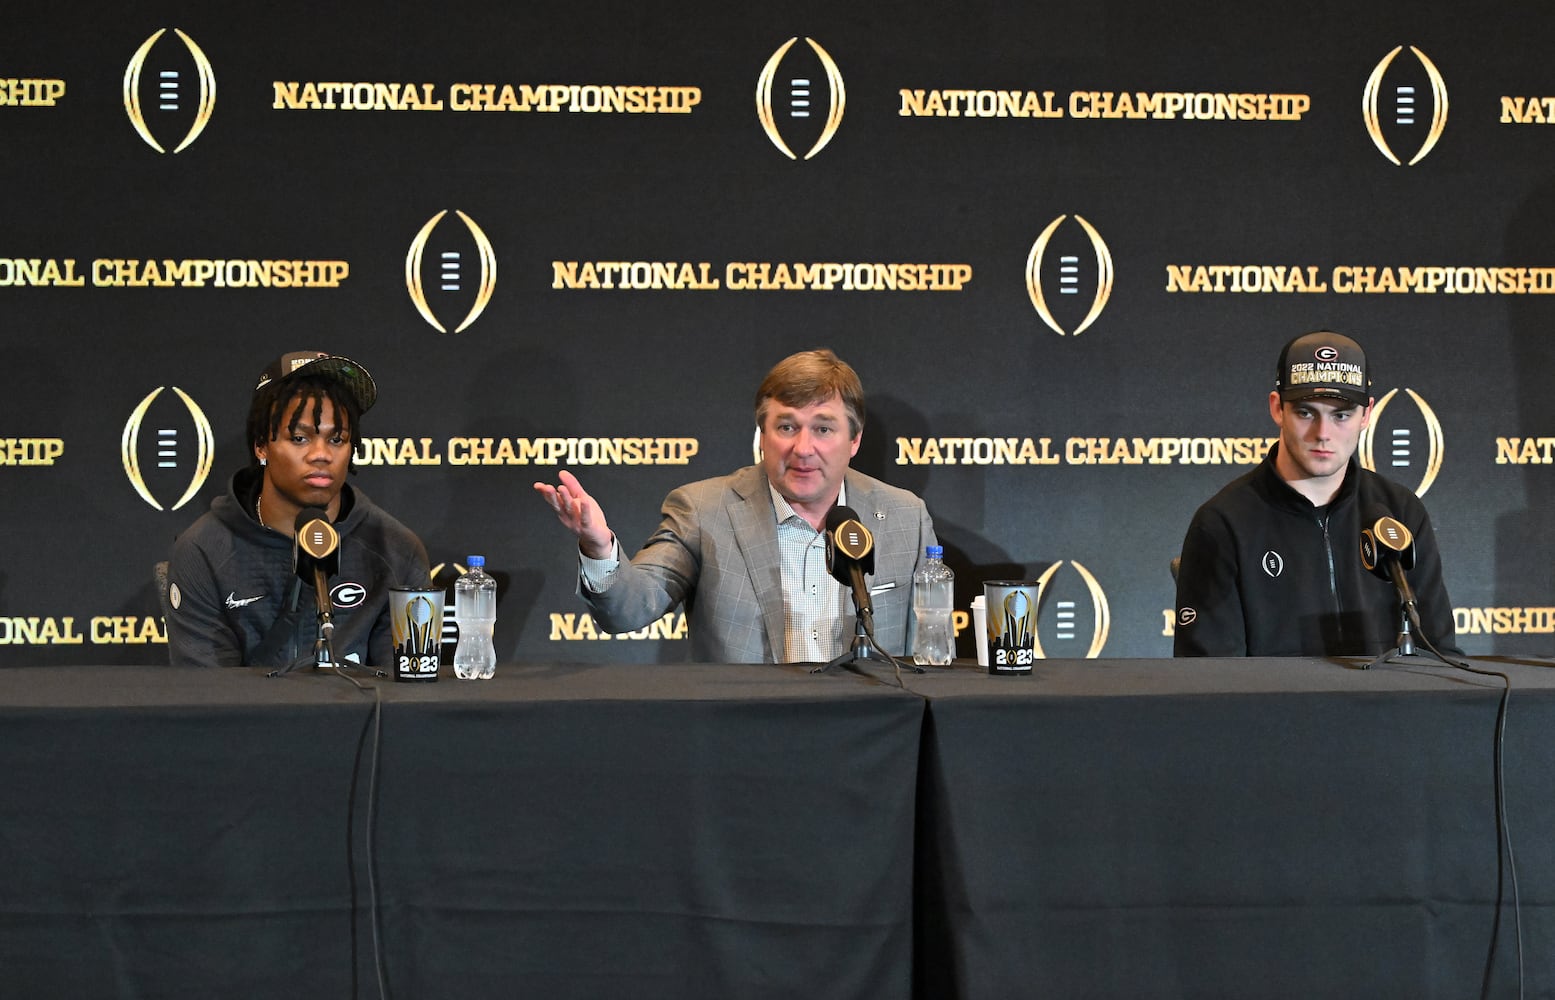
581, 465, 936, 663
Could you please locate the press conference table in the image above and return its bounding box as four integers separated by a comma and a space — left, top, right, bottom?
2, 658, 1553, 1000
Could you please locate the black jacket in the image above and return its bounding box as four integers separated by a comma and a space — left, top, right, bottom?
166, 468, 430, 668
1173, 444, 1459, 657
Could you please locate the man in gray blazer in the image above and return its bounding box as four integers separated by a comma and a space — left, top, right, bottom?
534, 349, 937, 663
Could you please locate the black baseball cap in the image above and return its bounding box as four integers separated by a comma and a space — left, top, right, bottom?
1274, 331, 1370, 408
253, 351, 376, 414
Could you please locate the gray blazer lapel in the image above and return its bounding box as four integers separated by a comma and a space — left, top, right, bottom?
726, 468, 786, 659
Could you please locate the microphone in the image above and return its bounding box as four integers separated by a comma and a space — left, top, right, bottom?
1360, 508, 1417, 612
293, 508, 341, 642
824, 506, 876, 621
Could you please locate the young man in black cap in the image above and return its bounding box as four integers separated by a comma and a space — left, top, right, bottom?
165, 351, 430, 668
1173, 331, 1458, 657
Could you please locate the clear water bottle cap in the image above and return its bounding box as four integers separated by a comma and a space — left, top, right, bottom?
467, 555, 485, 568
926, 545, 943, 558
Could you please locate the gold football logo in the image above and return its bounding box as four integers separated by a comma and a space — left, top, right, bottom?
121, 386, 214, 511
1359, 387, 1445, 496
1026, 215, 1114, 336
1363, 46, 1448, 166
406, 210, 498, 333
1030, 560, 1111, 658
123, 28, 216, 154
756, 37, 845, 160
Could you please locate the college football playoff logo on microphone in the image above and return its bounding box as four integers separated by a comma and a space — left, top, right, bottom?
1026, 215, 1114, 337
1359, 388, 1445, 496
1030, 560, 1111, 659
1360, 515, 1415, 576
756, 37, 845, 160
1363, 45, 1448, 166
406, 209, 498, 333
123, 28, 217, 154
121, 386, 215, 511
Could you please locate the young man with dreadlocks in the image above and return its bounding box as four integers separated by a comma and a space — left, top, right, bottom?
165, 351, 429, 668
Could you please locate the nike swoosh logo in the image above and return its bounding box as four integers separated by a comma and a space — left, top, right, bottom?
225, 592, 264, 609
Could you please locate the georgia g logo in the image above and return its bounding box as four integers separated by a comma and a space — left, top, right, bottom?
1363, 45, 1448, 166
1026, 215, 1115, 337
123, 28, 216, 154
331, 582, 367, 609
406, 210, 498, 333
756, 37, 845, 160
122, 386, 215, 511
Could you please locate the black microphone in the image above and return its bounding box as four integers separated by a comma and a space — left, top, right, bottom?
1360, 508, 1417, 612
293, 508, 340, 639
824, 506, 876, 620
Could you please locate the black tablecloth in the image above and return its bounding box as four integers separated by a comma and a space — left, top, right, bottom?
0, 663, 923, 1000
903, 656, 1555, 1000
4, 657, 1555, 999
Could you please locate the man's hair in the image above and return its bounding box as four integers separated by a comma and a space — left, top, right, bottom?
753, 349, 865, 437
246, 374, 363, 472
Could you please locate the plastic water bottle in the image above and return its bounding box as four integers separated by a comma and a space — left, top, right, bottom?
912, 545, 955, 666
453, 556, 497, 679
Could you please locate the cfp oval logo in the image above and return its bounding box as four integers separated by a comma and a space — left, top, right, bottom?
1026, 215, 1114, 337
1030, 560, 1111, 659
1363, 46, 1448, 167
1359, 387, 1445, 496
122, 386, 215, 511
123, 28, 216, 154
406, 210, 498, 333
756, 37, 845, 160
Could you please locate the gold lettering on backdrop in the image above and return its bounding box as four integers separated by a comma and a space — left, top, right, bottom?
552, 261, 721, 290
89, 259, 349, 288
272, 82, 444, 110
272, 82, 701, 113
898, 89, 1063, 118
0, 617, 85, 645
91, 617, 168, 644
898, 90, 1309, 120
445, 438, 700, 466
0, 78, 66, 106
1166, 264, 1555, 294
1500, 97, 1555, 124
550, 262, 972, 291
549, 612, 688, 641
0, 259, 86, 286
895, 437, 1274, 466
0, 438, 65, 466
1455, 608, 1555, 634
353, 438, 444, 466
1495, 438, 1555, 464
449, 84, 700, 113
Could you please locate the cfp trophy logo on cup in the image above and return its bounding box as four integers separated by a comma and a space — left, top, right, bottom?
121, 386, 215, 511
390, 588, 444, 681
123, 28, 216, 154
1363, 46, 1448, 167
1026, 215, 1115, 337
756, 37, 845, 160
1359, 388, 1445, 497
406, 210, 498, 333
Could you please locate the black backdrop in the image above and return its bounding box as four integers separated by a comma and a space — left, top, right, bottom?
6, 0, 1555, 665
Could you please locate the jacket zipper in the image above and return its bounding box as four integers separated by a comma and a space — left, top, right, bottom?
1318, 510, 1343, 647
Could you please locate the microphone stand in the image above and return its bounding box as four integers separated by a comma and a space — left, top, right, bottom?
812, 604, 916, 676
1363, 564, 1459, 669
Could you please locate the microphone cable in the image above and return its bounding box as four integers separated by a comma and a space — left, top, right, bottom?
321, 662, 389, 1000
1410, 622, 1521, 1000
